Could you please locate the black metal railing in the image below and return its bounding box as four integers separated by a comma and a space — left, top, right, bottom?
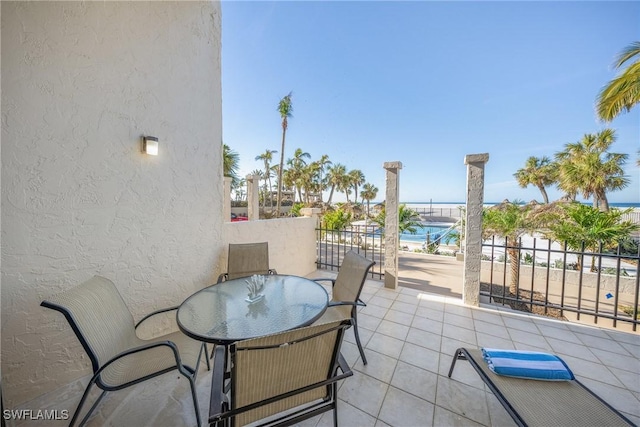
316, 226, 384, 279
481, 236, 639, 331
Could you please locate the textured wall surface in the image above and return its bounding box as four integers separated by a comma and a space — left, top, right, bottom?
1, 1, 223, 405
223, 217, 318, 278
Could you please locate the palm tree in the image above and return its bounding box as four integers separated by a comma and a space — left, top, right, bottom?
338, 173, 353, 203
360, 183, 378, 218
349, 169, 366, 203
373, 204, 423, 235
545, 203, 639, 272
282, 167, 297, 203
398, 205, 423, 234
555, 129, 629, 211
299, 162, 322, 205
513, 156, 555, 204
314, 154, 332, 203
223, 144, 240, 187
326, 163, 347, 205
232, 177, 246, 201
276, 92, 293, 216
256, 150, 277, 208
287, 148, 311, 202
596, 41, 640, 122
289, 148, 310, 169
483, 201, 538, 295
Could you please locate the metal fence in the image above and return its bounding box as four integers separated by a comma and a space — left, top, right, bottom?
413, 206, 640, 226
412, 207, 463, 221
621, 209, 640, 227
316, 226, 384, 279
481, 236, 640, 331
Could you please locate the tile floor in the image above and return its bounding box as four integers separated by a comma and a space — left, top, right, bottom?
14, 273, 640, 427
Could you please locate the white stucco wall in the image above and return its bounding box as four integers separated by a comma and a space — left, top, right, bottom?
223, 217, 318, 278
1, 1, 223, 406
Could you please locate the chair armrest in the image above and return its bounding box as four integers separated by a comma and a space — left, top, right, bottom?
328, 299, 367, 310
96, 340, 189, 379
312, 278, 336, 286
328, 301, 357, 308
135, 306, 179, 329
216, 273, 228, 284
208, 346, 228, 422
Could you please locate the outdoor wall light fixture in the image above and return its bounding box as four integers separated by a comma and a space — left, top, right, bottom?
143, 136, 159, 156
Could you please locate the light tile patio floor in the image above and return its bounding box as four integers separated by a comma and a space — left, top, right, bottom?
15, 273, 640, 427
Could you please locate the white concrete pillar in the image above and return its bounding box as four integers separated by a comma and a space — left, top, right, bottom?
463, 153, 489, 306
223, 176, 232, 223
246, 174, 260, 221
383, 161, 403, 289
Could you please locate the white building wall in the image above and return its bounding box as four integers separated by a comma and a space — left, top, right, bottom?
1, 1, 223, 405
223, 217, 318, 278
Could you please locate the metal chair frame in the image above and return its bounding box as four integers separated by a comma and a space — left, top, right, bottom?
41, 276, 208, 427
208, 320, 353, 427
217, 242, 277, 283
313, 250, 375, 364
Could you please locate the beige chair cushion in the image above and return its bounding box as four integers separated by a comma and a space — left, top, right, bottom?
227, 242, 272, 280
43, 276, 201, 388
232, 321, 344, 426
99, 330, 203, 387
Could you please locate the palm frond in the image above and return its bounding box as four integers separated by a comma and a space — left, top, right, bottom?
597, 43, 640, 121
612, 41, 640, 69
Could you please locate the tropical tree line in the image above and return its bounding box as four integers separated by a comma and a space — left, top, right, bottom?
222, 92, 380, 216
514, 128, 632, 210
223, 143, 380, 214
483, 200, 639, 295
515, 40, 639, 210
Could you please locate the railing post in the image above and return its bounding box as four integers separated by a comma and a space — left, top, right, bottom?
463, 153, 489, 306
383, 161, 403, 289
223, 176, 232, 222
246, 174, 260, 221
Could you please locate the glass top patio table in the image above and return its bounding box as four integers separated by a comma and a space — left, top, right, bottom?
177, 275, 329, 345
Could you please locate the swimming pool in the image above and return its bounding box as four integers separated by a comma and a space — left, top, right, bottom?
351, 222, 459, 244
400, 223, 459, 243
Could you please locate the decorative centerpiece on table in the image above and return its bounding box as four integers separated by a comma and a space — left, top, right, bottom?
245, 274, 265, 303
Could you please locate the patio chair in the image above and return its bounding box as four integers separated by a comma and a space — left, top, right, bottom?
41, 275, 207, 427
312, 250, 375, 365
208, 319, 353, 427
216, 242, 277, 283
448, 348, 634, 427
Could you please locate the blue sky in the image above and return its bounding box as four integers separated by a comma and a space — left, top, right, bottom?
221, 1, 639, 204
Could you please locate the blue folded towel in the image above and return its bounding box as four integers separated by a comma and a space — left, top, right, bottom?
481, 348, 574, 381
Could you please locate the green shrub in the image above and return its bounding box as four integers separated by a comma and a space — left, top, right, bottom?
321, 209, 352, 231
289, 202, 304, 217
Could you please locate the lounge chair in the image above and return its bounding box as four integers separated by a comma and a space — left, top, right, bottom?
217, 242, 277, 283
448, 348, 634, 427
312, 250, 375, 365
208, 319, 353, 426
41, 276, 207, 426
